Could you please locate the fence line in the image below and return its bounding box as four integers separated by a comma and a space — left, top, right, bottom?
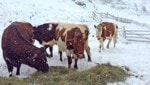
92, 11, 150, 28
122, 28, 150, 42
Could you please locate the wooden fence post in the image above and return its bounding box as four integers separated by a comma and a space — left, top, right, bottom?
122, 27, 126, 39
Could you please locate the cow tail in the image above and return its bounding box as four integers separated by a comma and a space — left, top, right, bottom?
85, 30, 89, 38
85, 26, 89, 40
115, 24, 118, 38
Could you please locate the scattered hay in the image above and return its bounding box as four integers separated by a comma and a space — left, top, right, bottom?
0, 64, 129, 85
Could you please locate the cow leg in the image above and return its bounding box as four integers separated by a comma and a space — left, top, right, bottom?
84, 41, 91, 61
107, 39, 112, 49
8, 66, 13, 77
16, 64, 21, 75
67, 56, 72, 68
5, 60, 13, 77
99, 44, 101, 52
74, 58, 78, 69
101, 41, 104, 50
113, 35, 117, 48
59, 51, 63, 61
113, 39, 117, 48
49, 46, 53, 57
7, 63, 13, 77
44, 45, 51, 57
99, 39, 104, 52
3, 52, 13, 77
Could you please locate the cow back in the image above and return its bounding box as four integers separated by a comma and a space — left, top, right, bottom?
2, 22, 34, 56
11, 22, 34, 43
33, 23, 58, 44
102, 22, 115, 38
56, 23, 89, 41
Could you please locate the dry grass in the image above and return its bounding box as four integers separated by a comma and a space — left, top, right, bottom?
0, 63, 129, 85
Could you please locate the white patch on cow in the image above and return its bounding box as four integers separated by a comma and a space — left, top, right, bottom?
106, 36, 113, 39
41, 39, 56, 46
72, 52, 78, 59
66, 50, 71, 56
58, 26, 64, 30
66, 50, 77, 59
104, 26, 107, 30
57, 37, 66, 52
48, 24, 52, 30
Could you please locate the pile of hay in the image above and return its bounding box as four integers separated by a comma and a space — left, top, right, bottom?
0, 63, 129, 85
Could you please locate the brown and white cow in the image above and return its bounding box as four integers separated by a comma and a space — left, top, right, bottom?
33, 23, 91, 63
1, 22, 49, 77
94, 22, 118, 52
56, 23, 91, 69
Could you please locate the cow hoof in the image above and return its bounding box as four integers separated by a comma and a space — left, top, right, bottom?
99, 50, 101, 52
9, 75, 12, 77
74, 65, 78, 69
71, 56, 74, 59
88, 59, 92, 62
16, 73, 20, 76
60, 59, 63, 62
83, 54, 85, 58
50, 54, 53, 57
47, 54, 52, 58
68, 65, 71, 69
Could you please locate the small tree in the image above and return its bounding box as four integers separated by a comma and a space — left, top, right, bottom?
134, 3, 138, 11
142, 6, 147, 12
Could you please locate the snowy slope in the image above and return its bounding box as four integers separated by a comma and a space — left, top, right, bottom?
0, 0, 150, 85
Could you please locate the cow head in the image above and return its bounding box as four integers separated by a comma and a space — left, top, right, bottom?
30, 47, 49, 73
69, 27, 84, 58
94, 24, 103, 40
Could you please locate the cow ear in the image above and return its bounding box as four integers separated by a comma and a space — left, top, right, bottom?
54, 23, 59, 28
33, 26, 37, 30
94, 25, 97, 28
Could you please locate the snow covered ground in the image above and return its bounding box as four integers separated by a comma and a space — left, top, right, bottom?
0, 0, 150, 85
